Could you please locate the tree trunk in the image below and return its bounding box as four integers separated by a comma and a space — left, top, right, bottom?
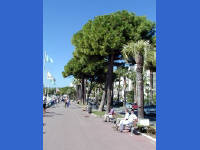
96, 88, 100, 104
149, 69, 153, 104
124, 76, 127, 106
78, 85, 81, 100
117, 78, 121, 102
136, 54, 144, 119
87, 81, 93, 105
95, 88, 97, 101
84, 79, 86, 104
76, 85, 79, 100
111, 82, 114, 106
99, 83, 107, 111
106, 54, 114, 113
81, 78, 86, 105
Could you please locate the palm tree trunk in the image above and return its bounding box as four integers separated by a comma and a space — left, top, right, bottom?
149, 69, 153, 104
136, 54, 144, 119
106, 54, 114, 113
134, 83, 137, 103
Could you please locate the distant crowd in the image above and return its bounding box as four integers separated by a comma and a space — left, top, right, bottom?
43, 95, 70, 113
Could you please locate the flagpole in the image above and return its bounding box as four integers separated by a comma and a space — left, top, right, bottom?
44, 51, 54, 102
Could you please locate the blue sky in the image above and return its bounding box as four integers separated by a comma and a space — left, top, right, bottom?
43, 0, 156, 88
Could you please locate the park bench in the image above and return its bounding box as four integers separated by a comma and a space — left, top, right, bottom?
104, 113, 117, 123
115, 118, 150, 134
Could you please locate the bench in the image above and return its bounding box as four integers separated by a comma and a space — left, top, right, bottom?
104, 114, 117, 123
116, 118, 150, 134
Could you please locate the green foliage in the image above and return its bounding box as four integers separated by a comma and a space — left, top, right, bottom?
115, 66, 129, 79
92, 111, 105, 117
72, 10, 155, 63
147, 126, 156, 135
43, 87, 56, 95
144, 37, 156, 71
153, 93, 156, 104
122, 40, 151, 64
144, 92, 156, 105
59, 86, 76, 99
62, 54, 107, 84
127, 91, 134, 103
127, 70, 136, 84
62, 10, 156, 112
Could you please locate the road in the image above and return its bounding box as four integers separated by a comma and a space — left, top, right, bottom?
43, 102, 156, 150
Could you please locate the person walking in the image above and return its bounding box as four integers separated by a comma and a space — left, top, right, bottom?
64, 96, 68, 108
66, 97, 70, 108
64, 96, 70, 108
43, 96, 47, 113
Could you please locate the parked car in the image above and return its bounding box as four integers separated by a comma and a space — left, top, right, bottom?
132, 102, 138, 110
144, 105, 156, 116
113, 101, 123, 107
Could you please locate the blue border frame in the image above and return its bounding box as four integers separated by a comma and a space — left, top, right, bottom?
0, 0, 200, 149
157, 0, 200, 149
0, 0, 43, 149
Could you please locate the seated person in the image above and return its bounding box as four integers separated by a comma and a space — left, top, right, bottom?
119, 109, 137, 132
116, 108, 130, 125
108, 107, 115, 117
104, 107, 116, 121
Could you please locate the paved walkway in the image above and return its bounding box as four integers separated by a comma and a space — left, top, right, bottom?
43, 102, 156, 150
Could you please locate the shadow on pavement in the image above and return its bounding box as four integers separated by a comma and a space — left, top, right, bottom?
43, 112, 64, 118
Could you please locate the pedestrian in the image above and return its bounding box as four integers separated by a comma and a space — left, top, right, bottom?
43, 96, 47, 113
67, 97, 70, 108
64, 96, 68, 108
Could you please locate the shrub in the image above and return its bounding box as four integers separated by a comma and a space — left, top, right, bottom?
147, 126, 156, 135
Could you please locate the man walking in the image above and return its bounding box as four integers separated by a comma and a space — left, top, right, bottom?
43, 96, 47, 113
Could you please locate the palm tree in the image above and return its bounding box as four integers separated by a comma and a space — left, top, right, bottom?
122, 40, 150, 119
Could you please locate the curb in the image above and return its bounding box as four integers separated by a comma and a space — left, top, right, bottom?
140, 133, 156, 142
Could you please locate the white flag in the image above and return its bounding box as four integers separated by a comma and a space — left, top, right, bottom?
49, 57, 53, 63
47, 72, 53, 80
44, 51, 53, 63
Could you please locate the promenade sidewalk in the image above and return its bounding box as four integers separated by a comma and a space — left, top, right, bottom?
43, 102, 156, 150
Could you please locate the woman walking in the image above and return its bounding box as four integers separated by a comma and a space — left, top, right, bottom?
67, 98, 70, 108
64, 96, 70, 108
